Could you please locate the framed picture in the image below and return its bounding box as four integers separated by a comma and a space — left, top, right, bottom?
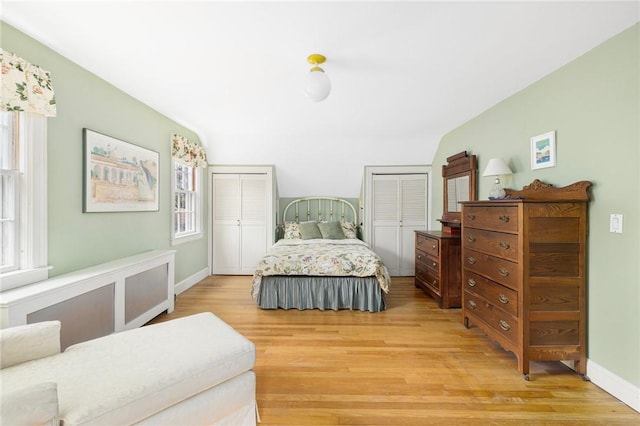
530, 131, 556, 170
83, 129, 159, 212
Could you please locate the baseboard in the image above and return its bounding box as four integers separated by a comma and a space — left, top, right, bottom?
174, 267, 209, 295
587, 358, 640, 413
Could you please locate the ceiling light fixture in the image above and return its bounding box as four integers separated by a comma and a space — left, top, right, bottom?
304, 53, 331, 102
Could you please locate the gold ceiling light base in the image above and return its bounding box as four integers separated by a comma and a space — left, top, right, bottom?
307, 53, 326, 72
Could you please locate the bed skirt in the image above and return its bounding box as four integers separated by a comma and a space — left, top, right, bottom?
256, 276, 386, 312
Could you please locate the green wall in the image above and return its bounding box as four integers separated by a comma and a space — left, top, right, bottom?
1, 22, 209, 284
432, 24, 639, 387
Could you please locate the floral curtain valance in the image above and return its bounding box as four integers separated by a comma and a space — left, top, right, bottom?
1, 48, 57, 117
172, 133, 208, 168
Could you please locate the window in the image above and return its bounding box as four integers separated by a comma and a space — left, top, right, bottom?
172, 160, 202, 244
1, 113, 19, 273
0, 112, 49, 291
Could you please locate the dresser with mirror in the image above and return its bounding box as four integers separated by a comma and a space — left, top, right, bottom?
415, 151, 477, 308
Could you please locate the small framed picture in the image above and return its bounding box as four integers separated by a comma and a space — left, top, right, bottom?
530, 131, 556, 170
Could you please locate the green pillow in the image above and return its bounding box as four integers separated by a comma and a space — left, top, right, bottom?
318, 221, 345, 239
299, 221, 322, 240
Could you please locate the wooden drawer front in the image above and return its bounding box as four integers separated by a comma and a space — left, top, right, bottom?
463, 206, 519, 233
428, 257, 439, 273
463, 228, 519, 262
416, 234, 439, 257
464, 270, 518, 317
465, 292, 520, 346
416, 263, 440, 292
463, 248, 519, 291
416, 251, 439, 273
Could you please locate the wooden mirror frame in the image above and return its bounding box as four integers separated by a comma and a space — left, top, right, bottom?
439, 151, 477, 233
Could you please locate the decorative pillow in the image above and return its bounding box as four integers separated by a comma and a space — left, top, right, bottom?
0, 321, 61, 369
283, 222, 301, 239
340, 221, 358, 239
299, 221, 323, 240
0, 382, 59, 426
318, 221, 345, 239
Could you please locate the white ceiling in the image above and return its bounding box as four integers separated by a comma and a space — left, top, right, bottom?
2, 1, 638, 197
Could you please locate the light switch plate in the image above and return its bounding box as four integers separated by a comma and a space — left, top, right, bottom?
609, 214, 623, 233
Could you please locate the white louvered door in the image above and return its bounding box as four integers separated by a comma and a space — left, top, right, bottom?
212, 173, 268, 274
371, 173, 428, 276
239, 175, 267, 274
212, 174, 241, 274
372, 176, 401, 276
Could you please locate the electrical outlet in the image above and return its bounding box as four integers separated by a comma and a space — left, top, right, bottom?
609, 214, 623, 233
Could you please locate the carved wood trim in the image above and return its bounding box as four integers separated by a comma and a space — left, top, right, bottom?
504, 179, 592, 201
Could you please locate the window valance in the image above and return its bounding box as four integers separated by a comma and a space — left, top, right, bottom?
172, 133, 208, 168
1, 49, 57, 117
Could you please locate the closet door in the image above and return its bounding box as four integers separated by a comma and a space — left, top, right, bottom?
212, 173, 268, 274
212, 174, 242, 274
372, 176, 401, 275
399, 176, 428, 275
371, 174, 427, 276
238, 175, 267, 274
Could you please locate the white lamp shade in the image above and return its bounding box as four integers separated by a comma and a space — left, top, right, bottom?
304, 69, 331, 102
483, 158, 513, 176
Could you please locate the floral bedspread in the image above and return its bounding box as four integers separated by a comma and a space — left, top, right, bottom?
251, 239, 391, 299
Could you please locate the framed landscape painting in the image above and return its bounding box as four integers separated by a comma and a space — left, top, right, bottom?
530, 131, 556, 170
83, 129, 159, 212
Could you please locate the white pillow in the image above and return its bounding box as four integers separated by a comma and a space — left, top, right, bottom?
0, 382, 59, 426
0, 321, 61, 369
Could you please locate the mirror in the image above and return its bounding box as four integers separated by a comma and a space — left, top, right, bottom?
440, 151, 477, 232
447, 175, 470, 212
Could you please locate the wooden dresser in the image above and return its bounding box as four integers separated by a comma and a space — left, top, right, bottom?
460, 180, 591, 379
415, 231, 461, 308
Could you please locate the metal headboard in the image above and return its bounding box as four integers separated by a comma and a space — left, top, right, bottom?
282, 197, 358, 224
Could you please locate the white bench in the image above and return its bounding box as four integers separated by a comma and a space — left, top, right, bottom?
0, 312, 257, 425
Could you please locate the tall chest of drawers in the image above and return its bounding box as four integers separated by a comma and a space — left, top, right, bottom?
415, 231, 461, 308
460, 180, 591, 379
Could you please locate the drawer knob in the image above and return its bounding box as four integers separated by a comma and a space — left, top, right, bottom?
467, 278, 477, 287
467, 257, 476, 265
432, 244, 437, 249
499, 215, 510, 223
499, 241, 510, 249
498, 294, 509, 304
498, 268, 509, 277
432, 262, 437, 268
417, 255, 422, 260
467, 214, 476, 220
467, 235, 476, 242
499, 320, 511, 331
468, 300, 477, 310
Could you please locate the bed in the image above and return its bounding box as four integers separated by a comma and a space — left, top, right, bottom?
251, 197, 391, 312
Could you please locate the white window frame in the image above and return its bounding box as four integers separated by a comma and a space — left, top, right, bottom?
0, 112, 50, 291
1, 169, 20, 274
171, 160, 203, 245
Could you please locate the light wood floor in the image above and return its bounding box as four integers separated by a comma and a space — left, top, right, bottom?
148, 275, 639, 425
